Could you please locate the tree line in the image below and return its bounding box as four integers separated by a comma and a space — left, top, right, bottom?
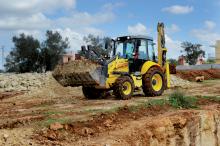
4, 31, 211, 73
4, 32, 111, 73
5, 31, 69, 73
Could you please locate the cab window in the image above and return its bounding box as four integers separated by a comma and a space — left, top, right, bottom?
115, 41, 134, 59
137, 39, 147, 60
125, 43, 134, 58
148, 40, 155, 61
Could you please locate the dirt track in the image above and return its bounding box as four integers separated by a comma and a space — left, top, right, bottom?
0, 79, 220, 145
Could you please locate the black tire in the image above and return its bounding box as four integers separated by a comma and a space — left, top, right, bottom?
113, 76, 134, 100
142, 67, 165, 97
82, 87, 106, 99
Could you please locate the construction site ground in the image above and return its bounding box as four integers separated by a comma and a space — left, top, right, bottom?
0, 75, 220, 145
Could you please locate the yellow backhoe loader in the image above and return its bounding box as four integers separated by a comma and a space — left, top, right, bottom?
53, 22, 170, 100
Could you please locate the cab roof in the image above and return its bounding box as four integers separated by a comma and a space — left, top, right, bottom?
117, 35, 153, 41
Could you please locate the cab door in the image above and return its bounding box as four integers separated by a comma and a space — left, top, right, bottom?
130, 39, 148, 72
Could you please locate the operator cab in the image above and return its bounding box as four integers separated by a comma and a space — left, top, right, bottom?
113, 35, 156, 73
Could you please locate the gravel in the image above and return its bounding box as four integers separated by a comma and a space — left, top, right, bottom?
170, 75, 196, 88
0, 73, 51, 92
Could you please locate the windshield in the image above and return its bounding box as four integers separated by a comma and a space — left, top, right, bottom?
114, 41, 134, 59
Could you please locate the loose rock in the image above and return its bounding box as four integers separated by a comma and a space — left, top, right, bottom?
49, 122, 63, 131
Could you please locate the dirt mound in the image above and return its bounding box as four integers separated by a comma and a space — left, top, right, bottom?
176, 69, 220, 81
170, 75, 197, 88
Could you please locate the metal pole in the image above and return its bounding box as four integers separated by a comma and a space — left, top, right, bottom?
1, 46, 4, 69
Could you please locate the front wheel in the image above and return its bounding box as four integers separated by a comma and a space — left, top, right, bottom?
82, 87, 106, 99
113, 76, 134, 100
142, 67, 165, 96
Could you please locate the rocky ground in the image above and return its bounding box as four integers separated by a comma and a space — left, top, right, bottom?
0, 73, 50, 92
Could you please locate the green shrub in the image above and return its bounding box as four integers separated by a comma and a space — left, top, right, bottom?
168, 90, 197, 109
148, 99, 167, 106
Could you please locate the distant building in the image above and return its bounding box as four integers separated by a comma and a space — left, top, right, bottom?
216, 40, 220, 64
178, 55, 205, 65
61, 51, 83, 64
196, 55, 205, 65
178, 55, 188, 65
62, 52, 76, 64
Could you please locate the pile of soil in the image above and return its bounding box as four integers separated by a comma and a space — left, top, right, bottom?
170, 75, 197, 88
176, 69, 220, 81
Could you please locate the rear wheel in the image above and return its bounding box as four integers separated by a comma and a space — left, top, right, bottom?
113, 76, 134, 100
82, 87, 106, 99
142, 67, 165, 96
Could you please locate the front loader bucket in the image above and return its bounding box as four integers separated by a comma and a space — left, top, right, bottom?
53, 72, 99, 87
52, 60, 106, 87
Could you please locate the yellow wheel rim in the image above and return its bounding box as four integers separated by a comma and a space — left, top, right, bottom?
122, 81, 132, 95
151, 74, 163, 92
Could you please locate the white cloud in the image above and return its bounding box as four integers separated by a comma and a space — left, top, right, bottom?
102, 2, 125, 11
165, 34, 182, 59
82, 27, 104, 36
16, 30, 43, 39
0, 13, 51, 30
0, 1, 121, 56
55, 27, 104, 52
0, 0, 76, 16
166, 24, 180, 34
162, 5, 193, 14
192, 30, 220, 45
128, 23, 149, 35
0, 0, 116, 31
56, 11, 115, 28
204, 20, 216, 30
191, 21, 220, 45
55, 28, 85, 51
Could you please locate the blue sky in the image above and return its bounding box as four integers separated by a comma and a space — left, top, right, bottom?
0, 0, 220, 69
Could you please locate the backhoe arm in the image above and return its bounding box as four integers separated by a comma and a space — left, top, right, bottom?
157, 22, 170, 88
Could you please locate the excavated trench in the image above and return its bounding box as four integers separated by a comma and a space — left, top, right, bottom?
76, 109, 220, 146
35, 103, 220, 146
